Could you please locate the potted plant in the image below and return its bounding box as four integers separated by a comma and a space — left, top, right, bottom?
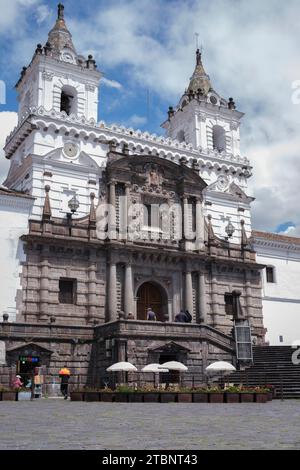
177, 387, 193, 403
114, 385, 130, 402
100, 388, 115, 402
239, 386, 255, 403
265, 385, 275, 401
84, 388, 101, 402
142, 386, 160, 403
225, 385, 241, 403
254, 387, 268, 403
70, 389, 84, 401
1, 387, 18, 401
193, 388, 209, 403
207, 386, 224, 403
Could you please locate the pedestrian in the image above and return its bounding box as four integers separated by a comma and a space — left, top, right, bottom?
13, 375, 23, 389
59, 365, 71, 400
147, 307, 157, 321
175, 310, 187, 323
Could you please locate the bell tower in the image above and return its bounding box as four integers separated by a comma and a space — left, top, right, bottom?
4, 4, 104, 220
16, 3, 101, 123
162, 49, 244, 157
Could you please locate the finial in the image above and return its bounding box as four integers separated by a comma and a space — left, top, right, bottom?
228, 97, 236, 110
42, 186, 52, 221
58, 3, 64, 20
196, 48, 201, 65
89, 192, 96, 226
240, 219, 249, 249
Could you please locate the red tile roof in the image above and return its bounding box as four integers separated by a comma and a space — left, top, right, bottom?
252, 230, 300, 245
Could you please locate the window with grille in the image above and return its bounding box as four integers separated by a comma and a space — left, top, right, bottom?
59, 279, 77, 304
224, 293, 234, 316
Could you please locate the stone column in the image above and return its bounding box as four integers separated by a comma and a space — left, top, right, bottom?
109, 181, 116, 239
198, 272, 207, 324
210, 265, 220, 328
196, 198, 204, 250
108, 261, 117, 321
182, 196, 190, 241
124, 263, 134, 317
185, 270, 193, 317
40, 256, 49, 322
87, 251, 97, 323
244, 270, 253, 321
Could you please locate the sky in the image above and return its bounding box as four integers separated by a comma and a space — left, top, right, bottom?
0, 0, 300, 235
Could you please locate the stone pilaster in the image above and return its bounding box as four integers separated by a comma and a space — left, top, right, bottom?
39, 256, 50, 322
124, 263, 134, 317
108, 261, 117, 321
198, 272, 207, 324
87, 251, 97, 323
196, 198, 204, 250
185, 269, 193, 316
108, 180, 116, 239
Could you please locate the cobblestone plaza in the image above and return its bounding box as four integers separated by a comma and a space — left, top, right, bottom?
0, 400, 300, 450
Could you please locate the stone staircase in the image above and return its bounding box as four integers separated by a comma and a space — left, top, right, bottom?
227, 346, 300, 399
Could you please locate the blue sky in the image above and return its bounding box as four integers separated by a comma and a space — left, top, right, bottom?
1, 0, 300, 235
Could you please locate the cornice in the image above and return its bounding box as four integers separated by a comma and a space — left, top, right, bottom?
5, 107, 251, 176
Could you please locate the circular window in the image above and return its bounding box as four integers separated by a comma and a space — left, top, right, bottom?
210, 95, 218, 105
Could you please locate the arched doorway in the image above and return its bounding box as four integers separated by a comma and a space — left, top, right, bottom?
137, 282, 168, 322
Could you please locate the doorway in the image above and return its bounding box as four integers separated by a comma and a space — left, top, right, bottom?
136, 282, 167, 322
17, 355, 40, 388
159, 354, 180, 384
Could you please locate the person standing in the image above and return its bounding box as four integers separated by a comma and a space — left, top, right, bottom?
175, 310, 188, 323
147, 308, 157, 321
59, 365, 71, 400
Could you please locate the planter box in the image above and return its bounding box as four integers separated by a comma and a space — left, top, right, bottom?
2, 392, 17, 401
115, 393, 128, 403
100, 392, 115, 402
143, 393, 160, 403
255, 393, 268, 403
70, 392, 84, 401
177, 393, 192, 403
208, 393, 224, 403
267, 392, 273, 401
160, 393, 177, 403
240, 393, 254, 403
85, 392, 100, 402
18, 392, 31, 401
193, 393, 208, 403
225, 393, 240, 404
128, 393, 144, 403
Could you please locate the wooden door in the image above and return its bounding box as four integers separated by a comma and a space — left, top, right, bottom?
137, 282, 164, 322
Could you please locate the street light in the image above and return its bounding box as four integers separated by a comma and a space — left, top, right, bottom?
225, 220, 235, 240
68, 195, 80, 214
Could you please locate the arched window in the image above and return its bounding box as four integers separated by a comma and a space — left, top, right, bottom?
177, 130, 185, 143
60, 85, 77, 115
212, 125, 226, 152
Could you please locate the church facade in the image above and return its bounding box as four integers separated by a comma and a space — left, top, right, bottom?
0, 4, 266, 392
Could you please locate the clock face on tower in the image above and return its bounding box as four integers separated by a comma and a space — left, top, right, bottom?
63, 142, 78, 159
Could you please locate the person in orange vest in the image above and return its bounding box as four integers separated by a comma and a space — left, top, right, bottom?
59, 365, 71, 400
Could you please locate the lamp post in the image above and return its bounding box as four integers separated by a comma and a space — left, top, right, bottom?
225, 219, 235, 240
67, 195, 80, 235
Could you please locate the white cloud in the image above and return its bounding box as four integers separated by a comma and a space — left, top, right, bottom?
0, 112, 18, 183
127, 114, 147, 127
101, 77, 123, 90
35, 4, 50, 25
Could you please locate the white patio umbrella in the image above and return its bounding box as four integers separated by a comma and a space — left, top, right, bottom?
107, 362, 138, 387
142, 364, 169, 388
205, 361, 236, 388
205, 361, 236, 373
158, 361, 188, 388
106, 362, 138, 372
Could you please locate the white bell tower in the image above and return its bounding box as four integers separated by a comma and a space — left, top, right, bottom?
162, 49, 244, 157
4, 3, 104, 220
16, 3, 101, 123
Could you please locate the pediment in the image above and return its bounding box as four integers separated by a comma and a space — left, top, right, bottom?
6, 342, 53, 355
148, 341, 191, 353
107, 154, 207, 190
205, 178, 254, 203
44, 148, 100, 172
